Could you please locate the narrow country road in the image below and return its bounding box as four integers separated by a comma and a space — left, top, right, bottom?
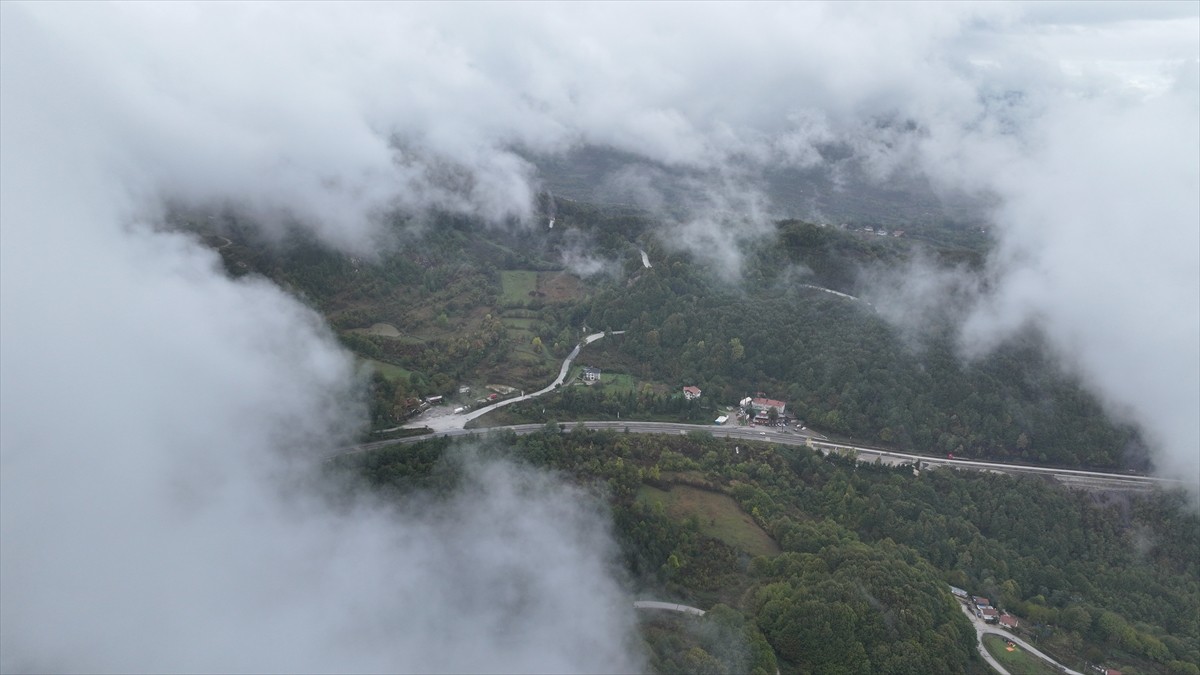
960, 601, 1010, 675
958, 603, 1083, 675
407, 331, 626, 432
633, 600, 705, 616
462, 330, 624, 423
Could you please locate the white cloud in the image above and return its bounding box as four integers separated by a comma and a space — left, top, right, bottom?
3, 1, 1198, 668
1, 4, 641, 671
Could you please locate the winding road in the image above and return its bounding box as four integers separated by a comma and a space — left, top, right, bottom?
390, 330, 629, 434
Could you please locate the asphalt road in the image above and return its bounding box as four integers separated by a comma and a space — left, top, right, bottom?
633, 600, 705, 616
457, 331, 625, 425
336, 420, 1186, 491
958, 602, 1083, 675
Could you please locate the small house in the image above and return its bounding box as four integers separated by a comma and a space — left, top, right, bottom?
972, 596, 990, 608
999, 613, 1019, 629
980, 607, 1000, 623
949, 586, 968, 599
582, 366, 601, 383
683, 386, 702, 400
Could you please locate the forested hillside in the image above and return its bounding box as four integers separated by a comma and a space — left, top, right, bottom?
181, 201, 1142, 470
333, 430, 1199, 675
579, 227, 1139, 468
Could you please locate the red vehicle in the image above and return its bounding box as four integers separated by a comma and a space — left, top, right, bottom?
947, 453, 955, 459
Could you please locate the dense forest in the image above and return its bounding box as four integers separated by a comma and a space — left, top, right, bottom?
181, 199, 1144, 470
332, 429, 1199, 675
575, 222, 1140, 469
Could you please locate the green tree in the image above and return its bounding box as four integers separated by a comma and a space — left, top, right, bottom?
729, 337, 745, 362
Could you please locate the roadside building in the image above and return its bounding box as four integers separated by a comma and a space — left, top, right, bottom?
949, 586, 968, 599
582, 366, 601, 383
999, 613, 1019, 630
683, 386, 702, 400
980, 607, 1000, 623
972, 596, 990, 608
747, 397, 787, 415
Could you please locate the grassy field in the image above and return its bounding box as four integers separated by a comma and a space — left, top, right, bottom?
364, 359, 414, 382
638, 484, 780, 557
536, 271, 587, 303
500, 270, 539, 306
600, 372, 637, 392
501, 317, 539, 330
982, 634, 1059, 675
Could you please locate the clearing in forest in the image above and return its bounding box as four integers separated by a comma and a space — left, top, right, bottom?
982, 634, 1059, 675
500, 270, 539, 306
537, 271, 586, 303
638, 484, 780, 557
364, 358, 414, 382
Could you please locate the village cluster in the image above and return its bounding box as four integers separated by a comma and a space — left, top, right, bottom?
949, 585, 1020, 630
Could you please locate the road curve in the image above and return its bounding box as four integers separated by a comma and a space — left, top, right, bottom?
461, 331, 625, 423
961, 604, 1010, 675
958, 603, 1082, 675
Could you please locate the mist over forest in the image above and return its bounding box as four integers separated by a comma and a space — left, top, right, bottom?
2, 2, 1197, 673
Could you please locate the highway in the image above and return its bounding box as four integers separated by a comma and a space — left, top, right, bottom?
336, 420, 1188, 491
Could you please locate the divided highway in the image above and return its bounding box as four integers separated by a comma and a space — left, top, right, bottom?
337, 420, 1187, 491
348, 328, 1189, 491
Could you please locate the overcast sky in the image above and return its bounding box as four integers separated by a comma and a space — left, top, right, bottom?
2, 2, 1197, 672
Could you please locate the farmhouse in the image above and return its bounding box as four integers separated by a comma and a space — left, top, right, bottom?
980, 607, 1000, 623
582, 366, 601, 383
999, 613, 1019, 629
683, 386, 702, 400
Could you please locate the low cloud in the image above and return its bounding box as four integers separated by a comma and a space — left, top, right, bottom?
858, 250, 983, 348
1, 7, 640, 668
3, 6, 1198, 670
955, 90, 1199, 486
